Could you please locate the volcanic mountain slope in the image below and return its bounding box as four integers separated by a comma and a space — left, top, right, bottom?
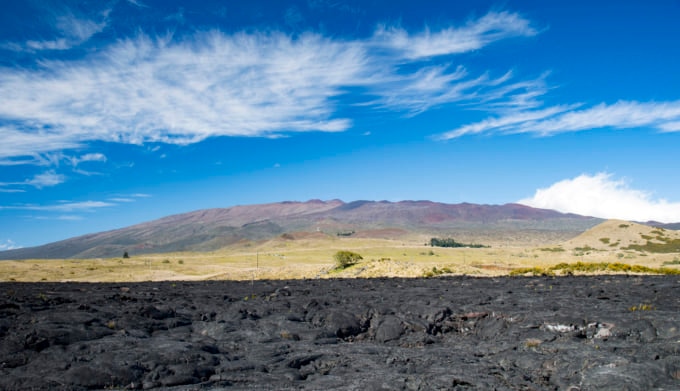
0, 200, 603, 259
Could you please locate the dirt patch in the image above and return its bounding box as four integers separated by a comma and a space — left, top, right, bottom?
474, 264, 514, 271
353, 228, 410, 239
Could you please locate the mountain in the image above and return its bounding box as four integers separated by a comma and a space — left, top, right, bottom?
0, 200, 604, 260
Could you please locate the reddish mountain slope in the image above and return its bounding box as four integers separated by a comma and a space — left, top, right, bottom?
0, 200, 601, 259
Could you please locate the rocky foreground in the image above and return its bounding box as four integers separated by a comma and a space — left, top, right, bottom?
1, 276, 680, 390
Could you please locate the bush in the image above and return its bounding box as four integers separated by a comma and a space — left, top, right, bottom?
430, 237, 488, 248
333, 251, 363, 269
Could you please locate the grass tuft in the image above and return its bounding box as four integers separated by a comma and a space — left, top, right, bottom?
623, 238, 680, 253
629, 304, 655, 311
422, 266, 453, 278
510, 261, 680, 276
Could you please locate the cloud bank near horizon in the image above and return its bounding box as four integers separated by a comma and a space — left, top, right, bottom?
519, 173, 680, 223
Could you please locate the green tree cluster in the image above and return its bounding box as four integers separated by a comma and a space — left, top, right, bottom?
430, 238, 488, 248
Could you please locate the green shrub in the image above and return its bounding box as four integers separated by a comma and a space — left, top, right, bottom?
333, 251, 363, 269
539, 247, 565, 252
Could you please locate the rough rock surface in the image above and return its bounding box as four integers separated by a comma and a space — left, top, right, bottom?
1, 275, 680, 390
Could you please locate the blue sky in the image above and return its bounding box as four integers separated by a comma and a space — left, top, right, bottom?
2, 0, 680, 249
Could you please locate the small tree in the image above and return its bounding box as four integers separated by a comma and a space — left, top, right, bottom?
123, 251, 129, 259
334, 250, 362, 269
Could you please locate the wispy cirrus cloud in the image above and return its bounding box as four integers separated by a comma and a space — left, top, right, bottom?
372, 11, 538, 59
519, 172, 680, 223
0, 200, 114, 212
372, 68, 549, 115
437, 104, 578, 139
108, 193, 151, 203
0, 152, 107, 190
440, 100, 680, 139
0, 126, 83, 161
9, 6, 110, 52
69, 153, 108, 176
0, 11, 540, 163
0, 170, 65, 191
25, 171, 65, 188
0, 151, 107, 167
70, 153, 107, 165
126, 0, 148, 8
0, 193, 150, 221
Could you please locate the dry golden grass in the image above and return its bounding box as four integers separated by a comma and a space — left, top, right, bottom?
2, 220, 680, 282
565, 219, 680, 251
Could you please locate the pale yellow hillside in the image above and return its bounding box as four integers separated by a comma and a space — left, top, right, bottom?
564, 219, 680, 251
4, 223, 680, 283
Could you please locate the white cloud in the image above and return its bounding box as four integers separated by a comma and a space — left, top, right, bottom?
108, 198, 135, 203
441, 100, 680, 139
368, 66, 548, 115
0, 11, 543, 162
519, 173, 680, 223
0, 126, 83, 160
372, 11, 537, 59
126, 0, 148, 8
0, 170, 65, 190
0, 239, 21, 251
26, 171, 65, 188
0, 193, 148, 220
71, 153, 107, 165
23, 9, 110, 51
0, 31, 362, 157
437, 104, 577, 139
0, 200, 114, 212
56, 215, 84, 221
659, 121, 680, 132
108, 193, 152, 203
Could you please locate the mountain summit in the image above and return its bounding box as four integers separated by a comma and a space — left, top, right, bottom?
0, 200, 602, 259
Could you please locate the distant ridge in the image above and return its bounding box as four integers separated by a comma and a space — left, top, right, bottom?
0, 200, 603, 260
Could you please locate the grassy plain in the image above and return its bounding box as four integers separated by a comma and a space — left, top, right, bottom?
2, 225, 680, 282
